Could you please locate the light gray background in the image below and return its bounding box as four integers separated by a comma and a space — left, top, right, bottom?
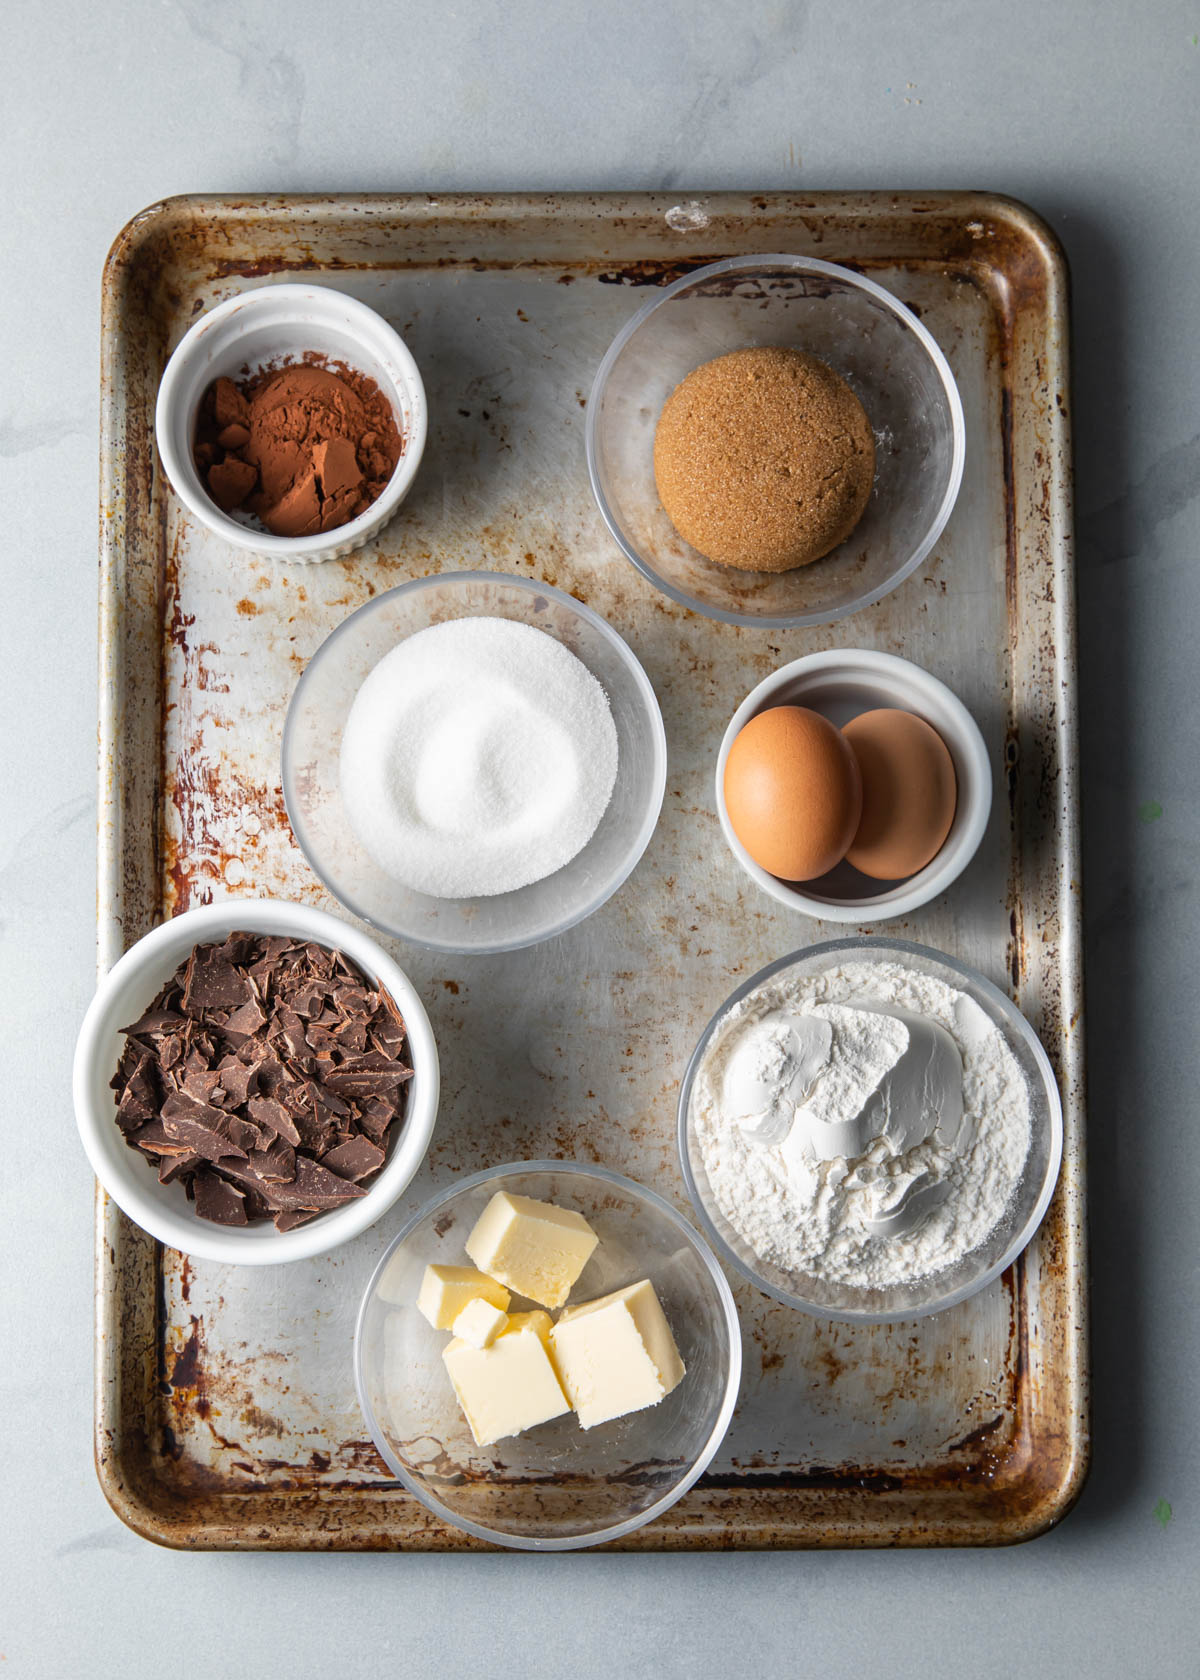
2, 1, 1195, 1674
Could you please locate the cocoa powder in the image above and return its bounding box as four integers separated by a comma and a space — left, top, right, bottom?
193, 359, 404, 539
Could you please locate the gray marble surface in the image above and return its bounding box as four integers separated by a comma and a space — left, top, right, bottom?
2, 1, 1197, 1674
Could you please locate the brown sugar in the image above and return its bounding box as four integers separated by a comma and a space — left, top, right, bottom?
653, 347, 875, 573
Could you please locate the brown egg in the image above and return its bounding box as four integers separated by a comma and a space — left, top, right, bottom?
842, 709, 958, 880
723, 706, 862, 881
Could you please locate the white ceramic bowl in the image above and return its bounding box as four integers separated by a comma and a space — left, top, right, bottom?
355, 1161, 742, 1550
155, 283, 428, 563
716, 649, 992, 922
73, 900, 439, 1264
283, 572, 668, 954
678, 939, 1064, 1324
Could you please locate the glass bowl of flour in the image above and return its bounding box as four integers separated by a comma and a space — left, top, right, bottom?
283, 572, 667, 953
678, 938, 1063, 1323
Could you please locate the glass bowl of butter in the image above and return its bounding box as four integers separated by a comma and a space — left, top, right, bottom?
354, 1160, 741, 1550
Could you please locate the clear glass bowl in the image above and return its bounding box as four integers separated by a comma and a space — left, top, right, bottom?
282, 573, 667, 954
586, 254, 965, 628
678, 939, 1063, 1324
354, 1161, 741, 1550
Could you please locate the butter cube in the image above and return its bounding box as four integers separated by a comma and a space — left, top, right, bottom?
451, 1296, 509, 1350
442, 1327, 570, 1447
416, 1264, 510, 1331
464, 1192, 598, 1309
502, 1309, 554, 1346
550, 1279, 686, 1430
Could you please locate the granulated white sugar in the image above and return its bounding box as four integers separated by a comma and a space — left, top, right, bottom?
340, 617, 618, 899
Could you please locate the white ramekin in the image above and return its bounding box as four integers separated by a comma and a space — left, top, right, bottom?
154, 283, 428, 564
73, 899, 439, 1264
715, 649, 992, 922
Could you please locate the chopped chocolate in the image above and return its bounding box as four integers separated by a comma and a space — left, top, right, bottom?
246, 1137, 296, 1183
109, 932, 412, 1228
247, 1094, 301, 1148
215, 1055, 258, 1106
129, 1120, 193, 1156
159, 1152, 200, 1186
273, 1207, 321, 1233
115, 1052, 161, 1130
321, 1134, 386, 1182
193, 1169, 249, 1227
289, 979, 330, 1019
161, 1091, 250, 1163
262, 1156, 367, 1212
182, 944, 254, 1013
322, 1052, 414, 1102
356, 1096, 398, 1144
181, 1064, 224, 1103
122, 1004, 187, 1039
273, 1006, 310, 1061
222, 997, 267, 1039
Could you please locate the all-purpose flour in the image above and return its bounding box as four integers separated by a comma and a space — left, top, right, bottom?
693, 961, 1032, 1289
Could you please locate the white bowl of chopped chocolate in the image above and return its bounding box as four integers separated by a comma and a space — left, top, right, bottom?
73, 900, 439, 1264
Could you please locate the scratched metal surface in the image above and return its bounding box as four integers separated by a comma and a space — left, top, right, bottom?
94, 193, 1087, 1549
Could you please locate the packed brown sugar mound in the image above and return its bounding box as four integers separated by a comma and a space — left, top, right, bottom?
653, 347, 875, 573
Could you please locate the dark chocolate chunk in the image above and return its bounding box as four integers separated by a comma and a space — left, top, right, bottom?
159, 1033, 184, 1072
193, 1169, 249, 1226
129, 1120, 194, 1156
288, 980, 330, 1019
182, 945, 253, 1013
224, 1113, 265, 1154
181, 1064, 223, 1103
322, 1049, 414, 1097
261, 1156, 367, 1212
159, 1151, 201, 1186
274, 1207, 321, 1233
247, 1094, 301, 1148
121, 1004, 187, 1038
161, 1090, 250, 1162
215, 1055, 258, 1106
321, 1134, 386, 1182
370, 1012, 407, 1058
113, 1051, 161, 1130
109, 931, 412, 1227
254, 1055, 291, 1098
223, 997, 268, 1039
356, 1096, 398, 1144
272, 1006, 310, 1061
246, 1138, 296, 1183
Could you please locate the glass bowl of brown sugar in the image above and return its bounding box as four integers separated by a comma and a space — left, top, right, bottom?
585, 254, 965, 629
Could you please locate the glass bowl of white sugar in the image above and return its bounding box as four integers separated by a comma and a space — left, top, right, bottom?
678, 938, 1063, 1323
283, 572, 667, 953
